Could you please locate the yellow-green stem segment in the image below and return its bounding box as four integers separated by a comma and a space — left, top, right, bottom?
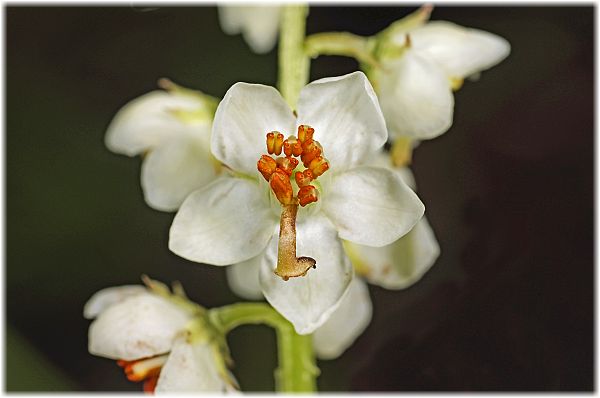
210, 303, 319, 392
305, 31, 379, 67
278, 4, 310, 109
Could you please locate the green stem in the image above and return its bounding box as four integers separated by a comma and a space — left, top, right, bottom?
253, 4, 320, 393
210, 303, 319, 393
278, 4, 310, 109
305, 32, 379, 67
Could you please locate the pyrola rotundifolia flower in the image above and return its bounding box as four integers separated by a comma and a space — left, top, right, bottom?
227, 151, 439, 359
218, 5, 281, 54
169, 71, 425, 334
105, 80, 220, 211
84, 279, 236, 393
370, 6, 510, 141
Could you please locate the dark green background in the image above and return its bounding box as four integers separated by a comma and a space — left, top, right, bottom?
6, 5, 594, 392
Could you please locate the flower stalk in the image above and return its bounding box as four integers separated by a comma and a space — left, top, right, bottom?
305, 31, 379, 67
278, 4, 310, 108
266, 4, 319, 393
210, 303, 318, 393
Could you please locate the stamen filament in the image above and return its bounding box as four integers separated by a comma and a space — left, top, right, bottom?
275, 203, 316, 281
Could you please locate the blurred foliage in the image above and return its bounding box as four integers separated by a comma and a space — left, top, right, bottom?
6, 325, 76, 391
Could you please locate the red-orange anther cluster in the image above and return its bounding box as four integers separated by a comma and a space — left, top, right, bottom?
117, 358, 163, 393
257, 125, 329, 207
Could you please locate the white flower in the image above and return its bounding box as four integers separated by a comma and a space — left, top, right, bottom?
344, 154, 440, 290
218, 5, 282, 54
105, 82, 219, 211
169, 71, 424, 335
373, 8, 510, 140
85, 284, 235, 393
226, 152, 439, 359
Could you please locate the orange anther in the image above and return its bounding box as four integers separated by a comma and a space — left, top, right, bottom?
298, 185, 319, 207
295, 169, 313, 187
143, 376, 159, 393
309, 156, 329, 178
125, 360, 160, 382
283, 136, 303, 157
270, 169, 294, 205
266, 132, 275, 154
275, 156, 298, 176
273, 132, 284, 155
300, 140, 323, 167
257, 155, 277, 181
267, 132, 284, 155
117, 356, 167, 384
297, 125, 314, 143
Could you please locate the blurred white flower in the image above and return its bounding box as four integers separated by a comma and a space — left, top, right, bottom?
85, 283, 236, 393
105, 80, 220, 212
169, 71, 424, 334
372, 6, 510, 140
218, 5, 282, 54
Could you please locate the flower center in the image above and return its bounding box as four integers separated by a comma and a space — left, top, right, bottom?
256, 125, 330, 281
117, 354, 168, 393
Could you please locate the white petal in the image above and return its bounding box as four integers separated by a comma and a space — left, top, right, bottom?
409, 21, 510, 79
83, 285, 147, 319
88, 294, 191, 360
226, 254, 264, 300
296, 72, 388, 171
313, 277, 372, 360
155, 337, 228, 393
378, 51, 454, 140
141, 133, 217, 212
105, 91, 207, 156
371, 154, 417, 190
218, 6, 281, 54
347, 216, 440, 290
211, 83, 295, 175
169, 176, 276, 266
323, 166, 424, 247
370, 150, 394, 170
396, 166, 417, 190
259, 216, 353, 334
